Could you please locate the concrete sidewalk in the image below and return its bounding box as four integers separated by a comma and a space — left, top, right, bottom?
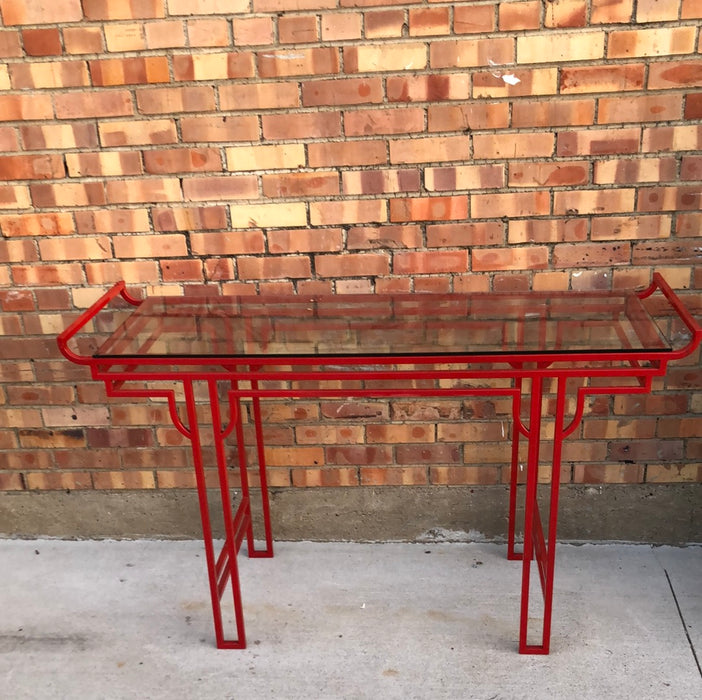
0, 540, 699, 699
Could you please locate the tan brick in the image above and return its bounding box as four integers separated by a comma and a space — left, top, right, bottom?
0, 29, 23, 57
387, 74, 470, 103
518, 32, 605, 64
232, 16, 275, 45
10, 61, 89, 89
182, 175, 258, 201
220, 82, 300, 110
145, 20, 186, 49
636, 0, 681, 22
426, 165, 503, 191
104, 22, 145, 52
31, 182, 106, 208
144, 148, 221, 174
90, 57, 170, 86
310, 199, 386, 226
348, 225, 423, 250
302, 78, 384, 107
85, 261, 160, 285
428, 103, 510, 131
0, 212, 75, 238
0, 94, 54, 121
0, 0, 82, 25
226, 144, 305, 171
21, 124, 98, 151
455, 3, 495, 33
12, 263, 84, 286
26, 473, 93, 490
76, 209, 150, 234
598, 94, 682, 125
106, 178, 181, 204
431, 38, 512, 69
557, 128, 640, 156
152, 205, 227, 232
609, 27, 697, 59
345, 43, 427, 72
390, 135, 470, 165
92, 471, 155, 489
574, 465, 642, 484
342, 169, 420, 195
591, 215, 671, 241
39, 236, 111, 261
315, 252, 390, 278
471, 191, 550, 219
0, 184, 30, 209
65, 152, 142, 177
137, 86, 215, 114
408, 6, 450, 36
427, 222, 503, 248
361, 467, 428, 486
321, 12, 362, 41
291, 468, 358, 488
308, 141, 386, 168
169, 0, 248, 14
554, 188, 635, 215
113, 234, 187, 258
642, 125, 702, 153
472, 246, 548, 272
594, 157, 676, 185
512, 98, 595, 128
83, 0, 165, 19
190, 230, 264, 256
258, 47, 338, 77
99, 119, 177, 147
682, 0, 702, 18
173, 53, 255, 81
473, 67, 558, 98
230, 202, 307, 229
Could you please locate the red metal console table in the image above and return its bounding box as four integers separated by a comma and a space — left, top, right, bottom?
57, 273, 700, 654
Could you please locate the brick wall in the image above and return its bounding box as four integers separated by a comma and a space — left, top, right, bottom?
0, 0, 701, 501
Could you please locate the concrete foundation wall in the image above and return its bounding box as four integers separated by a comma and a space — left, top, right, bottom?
1, 484, 699, 545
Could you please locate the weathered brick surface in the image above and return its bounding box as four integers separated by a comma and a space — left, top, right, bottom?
0, 1, 699, 496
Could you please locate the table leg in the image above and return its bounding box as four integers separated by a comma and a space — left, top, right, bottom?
518, 375, 567, 654
184, 379, 249, 649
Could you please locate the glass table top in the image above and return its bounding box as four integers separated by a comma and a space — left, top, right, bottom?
94, 291, 671, 360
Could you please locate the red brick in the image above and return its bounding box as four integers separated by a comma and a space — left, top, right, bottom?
321, 12, 362, 41
431, 38, 512, 69
161, 259, 203, 282
342, 169, 420, 195
181, 176, 258, 201
113, 234, 187, 259
31, 182, 106, 208
99, 119, 177, 146
512, 98, 595, 128
598, 94, 682, 124
648, 61, 702, 89
509, 161, 589, 187
187, 18, 229, 47
499, 1, 540, 30
472, 246, 548, 272
302, 78, 383, 107
0, 126, 18, 151
508, 219, 587, 244
642, 125, 702, 153
409, 6, 450, 36
169, 0, 248, 14
55, 90, 133, 119
347, 225, 422, 250
308, 140, 386, 167
0, 185, 30, 209
389, 194, 469, 225
474, 132, 554, 159
90, 57, 170, 85
190, 231, 265, 256
220, 82, 300, 110
65, 152, 142, 177
0, 94, 53, 122
638, 187, 701, 213
9, 61, 89, 89
22, 28, 62, 56
681, 156, 702, 181
345, 107, 424, 137
682, 0, 702, 18
685, 93, 702, 120
143, 148, 221, 174
21, 122, 95, 149
387, 74, 471, 103
63, 27, 104, 54
0, 155, 65, 181
152, 206, 227, 232
0, 239, 39, 264
104, 24, 146, 52
394, 250, 468, 275
314, 252, 390, 278
675, 213, 702, 237
279, 14, 319, 43
364, 10, 405, 39
428, 103, 509, 131
591, 0, 634, 24
84, 261, 159, 285
560, 65, 645, 94
259, 48, 338, 77
519, 31, 605, 64
12, 263, 84, 286
267, 228, 343, 254
39, 236, 111, 261
310, 199, 386, 226
75, 209, 150, 234
544, 0, 587, 27
427, 222, 503, 248
390, 135, 470, 165
263, 172, 340, 198
180, 115, 259, 142
473, 67, 558, 98
0, 29, 22, 57
262, 112, 341, 140
232, 16, 274, 45
554, 188, 635, 215
553, 243, 631, 268
238, 256, 312, 280
137, 86, 216, 114
83, 0, 165, 19
0, 0, 83, 25
360, 466, 427, 486
609, 27, 697, 59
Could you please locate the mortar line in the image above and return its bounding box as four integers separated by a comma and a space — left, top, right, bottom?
663, 567, 702, 679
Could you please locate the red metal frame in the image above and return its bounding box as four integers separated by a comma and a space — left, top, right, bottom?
57, 273, 701, 654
